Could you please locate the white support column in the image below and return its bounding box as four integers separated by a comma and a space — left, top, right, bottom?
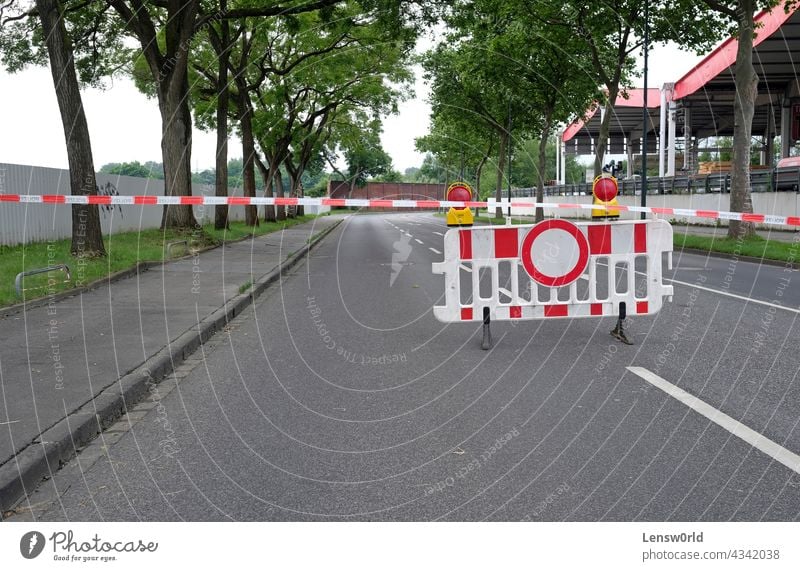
667, 101, 677, 176
559, 137, 566, 183
555, 136, 561, 184
659, 87, 667, 177
766, 107, 775, 168
682, 107, 692, 171
626, 135, 634, 178
598, 106, 606, 169
781, 102, 792, 158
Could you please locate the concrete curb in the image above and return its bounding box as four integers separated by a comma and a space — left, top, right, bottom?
0, 218, 342, 514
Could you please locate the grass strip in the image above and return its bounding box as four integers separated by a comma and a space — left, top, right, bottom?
673, 233, 799, 264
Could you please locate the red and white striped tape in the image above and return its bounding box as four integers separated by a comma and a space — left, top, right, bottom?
1, 194, 798, 227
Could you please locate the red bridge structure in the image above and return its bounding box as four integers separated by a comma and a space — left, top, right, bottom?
327, 181, 446, 210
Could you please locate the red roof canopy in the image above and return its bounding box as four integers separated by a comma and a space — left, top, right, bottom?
673, 5, 795, 100
562, 89, 660, 142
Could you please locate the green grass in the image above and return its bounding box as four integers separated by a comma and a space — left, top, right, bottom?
0, 214, 319, 308
238, 280, 252, 294
674, 233, 799, 264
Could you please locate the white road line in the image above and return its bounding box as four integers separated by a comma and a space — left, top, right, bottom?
429, 247, 442, 255
667, 278, 800, 316
459, 264, 473, 273
598, 261, 799, 317
627, 366, 800, 475
0, 420, 20, 425
433, 231, 444, 236
414, 239, 424, 245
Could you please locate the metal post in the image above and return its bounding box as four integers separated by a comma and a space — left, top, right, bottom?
481, 307, 493, 350
507, 101, 513, 219
641, 0, 649, 220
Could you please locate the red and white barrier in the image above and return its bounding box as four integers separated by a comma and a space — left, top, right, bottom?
432, 220, 674, 323
1, 194, 799, 227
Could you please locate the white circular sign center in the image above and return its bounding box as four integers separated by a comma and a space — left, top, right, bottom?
529, 228, 581, 279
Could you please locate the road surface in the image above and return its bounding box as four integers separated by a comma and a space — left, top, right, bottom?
9, 213, 800, 521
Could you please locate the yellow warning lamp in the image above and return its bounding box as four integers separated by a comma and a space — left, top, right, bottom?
445, 182, 475, 227
591, 174, 621, 219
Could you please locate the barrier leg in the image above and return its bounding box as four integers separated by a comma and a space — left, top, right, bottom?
481, 307, 493, 350
610, 301, 634, 345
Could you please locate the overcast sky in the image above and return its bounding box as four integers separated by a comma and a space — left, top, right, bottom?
0, 42, 703, 174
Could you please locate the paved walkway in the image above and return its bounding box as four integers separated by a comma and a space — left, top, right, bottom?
0, 215, 345, 470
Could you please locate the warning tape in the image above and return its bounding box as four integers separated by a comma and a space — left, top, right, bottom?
1, 194, 799, 227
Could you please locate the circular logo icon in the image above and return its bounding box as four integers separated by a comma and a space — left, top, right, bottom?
20, 531, 46, 559
520, 219, 589, 287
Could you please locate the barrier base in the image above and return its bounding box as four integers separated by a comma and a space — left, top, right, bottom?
481, 308, 493, 350
610, 318, 633, 345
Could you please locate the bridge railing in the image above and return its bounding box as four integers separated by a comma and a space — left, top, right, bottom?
511, 166, 800, 198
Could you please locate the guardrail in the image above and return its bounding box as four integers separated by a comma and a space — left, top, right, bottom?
15, 265, 71, 297
165, 240, 189, 257
514, 166, 800, 198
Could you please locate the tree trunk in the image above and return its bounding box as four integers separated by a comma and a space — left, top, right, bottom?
594, 86, 618, 177
275, 169, 287, 221
159, 73, 199, 230
287, 172, 297, 219
536, 116, 553, 223
213, 3, 230, 230
284, 160, 305, 218
728, 2, 757, 239
475, 138, 494, 196
239, 94, 259, 226
255, 156, 276, 222
36, 0, 105, 257
495, 131, 508, 218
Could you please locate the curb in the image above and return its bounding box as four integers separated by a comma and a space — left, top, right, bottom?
0, 218, 342, 514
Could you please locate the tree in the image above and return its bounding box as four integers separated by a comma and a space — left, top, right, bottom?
344, 128, 393, 192
100, 160, 164, 179
688, 0, 793, 238
93, 0, 364, 229
422, 37, 541, 216
480, 0, 598, 220
31, 0, 106, 257
416, 111, 496, 194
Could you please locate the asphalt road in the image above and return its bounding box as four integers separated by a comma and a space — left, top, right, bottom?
10, 212, 800, 521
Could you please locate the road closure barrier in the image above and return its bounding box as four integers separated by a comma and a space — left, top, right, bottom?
432, 219, 674, 323
1, 194, 798, 227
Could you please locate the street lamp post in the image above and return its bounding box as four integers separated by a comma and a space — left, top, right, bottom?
641, 0, 649, 219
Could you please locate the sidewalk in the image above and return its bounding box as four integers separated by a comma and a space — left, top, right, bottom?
0, 214, 345, 511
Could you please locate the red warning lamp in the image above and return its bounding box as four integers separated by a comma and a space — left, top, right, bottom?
591, 174, 620, 219
447, 184, 472, 203
593, 176, 618, 202
445, 181, 475, 227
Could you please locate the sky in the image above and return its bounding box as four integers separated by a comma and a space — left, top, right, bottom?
0, 40, 704, 175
